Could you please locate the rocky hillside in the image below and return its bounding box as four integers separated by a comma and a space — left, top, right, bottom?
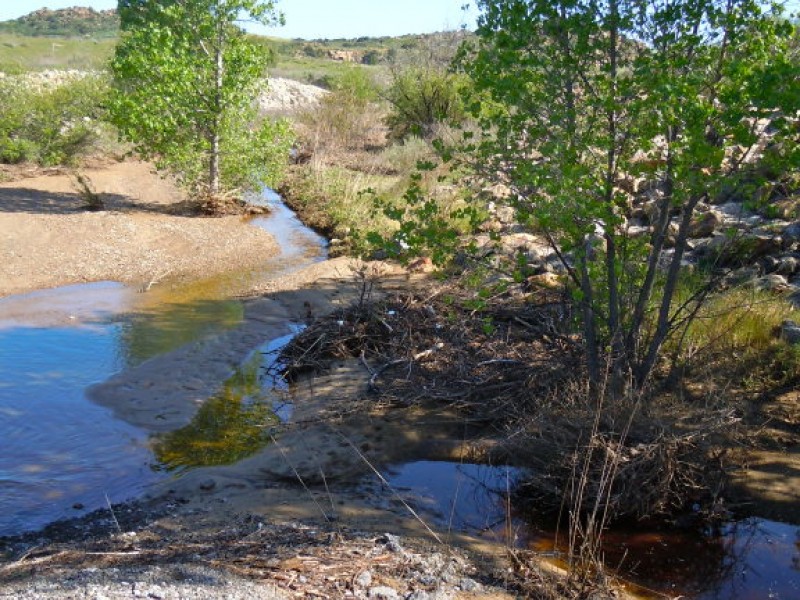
0, 7, 118, 38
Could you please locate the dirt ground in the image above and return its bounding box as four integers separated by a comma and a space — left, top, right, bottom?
0, 161, 283, 298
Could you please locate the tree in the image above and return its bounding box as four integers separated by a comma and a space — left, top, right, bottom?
110, 0, 293, 198
461, 0, 798, 392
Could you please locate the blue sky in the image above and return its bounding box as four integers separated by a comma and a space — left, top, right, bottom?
0, 1, 480, 39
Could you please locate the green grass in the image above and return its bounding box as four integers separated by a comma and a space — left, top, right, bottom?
283, 161, 402, 239
0, 34, 115, 72
269, 55, 388, 88
677, 285, 800, 385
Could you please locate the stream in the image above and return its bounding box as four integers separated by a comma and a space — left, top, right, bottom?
1, 191, 798, 598
0, 189, 326, 535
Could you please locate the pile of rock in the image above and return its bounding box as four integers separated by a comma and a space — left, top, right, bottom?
479, 171, 800, 316
256, 77, 329, 115
0, 69, 100, 93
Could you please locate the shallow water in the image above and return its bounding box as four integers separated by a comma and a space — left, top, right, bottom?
0, 192, 326, 536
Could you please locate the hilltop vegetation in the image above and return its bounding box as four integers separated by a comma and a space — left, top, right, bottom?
0, 5, 467, 78
0, 7, 118, 38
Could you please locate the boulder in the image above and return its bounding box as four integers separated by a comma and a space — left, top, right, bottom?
755, 274, 790, 292
721, 266, 761, 288
775, 254, 800, 276
688, 210, 721, 238
707, 233, 782, 267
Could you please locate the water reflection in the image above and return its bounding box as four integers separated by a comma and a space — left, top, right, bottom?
119, 298, 244, 366
379, 461, 521, 538
529, 516, 800, 599
151, 353, 279, 471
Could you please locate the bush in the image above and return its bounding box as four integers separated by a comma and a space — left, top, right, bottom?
297, 67, 382, 155
0, 72, 112, 166
384, 68, 469, 140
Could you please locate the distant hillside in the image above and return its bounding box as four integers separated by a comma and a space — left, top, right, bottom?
0, 7, 119, 38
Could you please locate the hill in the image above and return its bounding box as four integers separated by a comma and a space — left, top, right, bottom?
0, 7, 118, 38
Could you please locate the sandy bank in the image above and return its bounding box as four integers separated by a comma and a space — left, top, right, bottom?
0, 161, 280, 297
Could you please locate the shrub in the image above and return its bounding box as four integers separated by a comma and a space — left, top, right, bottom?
0, 72, 112, 166
297, 67, 383, 155
384, 68, 469, 140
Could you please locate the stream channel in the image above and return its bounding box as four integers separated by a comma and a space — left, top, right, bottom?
0, 190, 798, 598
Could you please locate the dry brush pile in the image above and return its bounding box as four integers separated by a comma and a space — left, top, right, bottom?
279, 280, 735, 523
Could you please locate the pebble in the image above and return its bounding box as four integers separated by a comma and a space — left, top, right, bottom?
369, 586, 400, 599
459, 577, 481, 592
382, 533, 404, 553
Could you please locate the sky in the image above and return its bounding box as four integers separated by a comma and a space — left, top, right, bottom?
0, 1, 481, 39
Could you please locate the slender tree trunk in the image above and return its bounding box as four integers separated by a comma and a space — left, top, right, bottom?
604, 0, 622, 378
636, 188, 703, 387
209, 26, 223, 196
579, 253, 601, 387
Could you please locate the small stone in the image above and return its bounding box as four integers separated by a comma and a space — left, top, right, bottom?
459, 577, 481, 592
199, 479, 216, 491
369, 586, 399, 599
381, 533, 404, 553
72, 503, 84, 510
355, 570, 373, 588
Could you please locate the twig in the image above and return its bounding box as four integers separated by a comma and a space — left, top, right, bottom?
332, 428, 444, 545
268, 433, 331, 523
105, 492, 122, 534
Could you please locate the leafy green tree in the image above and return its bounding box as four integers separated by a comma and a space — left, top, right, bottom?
462, 0, 798, 391
110, 0, 293, 198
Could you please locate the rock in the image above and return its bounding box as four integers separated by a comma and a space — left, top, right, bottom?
775, 255, 800, 276
759, 255, 782, 274
527, 272, 561, 288
627, 224, 651, 238
688, 210, 720, 238
484, 183, 512, 200
199, 479, 216, 491
716, 201, 764, 228
788, 290, 800, 310
257, 77, 328, 115
708, 233, 782, 267
459, 578, 481, 592
495, 205, 516, 224
755, 274, 789, 292
783, 221, 800, 245
369, 585, 400, 599
721, 266, 761, 288
780, 320, 800, 345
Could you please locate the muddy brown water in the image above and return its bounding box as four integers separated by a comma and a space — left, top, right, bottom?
1, 193, 798, 598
